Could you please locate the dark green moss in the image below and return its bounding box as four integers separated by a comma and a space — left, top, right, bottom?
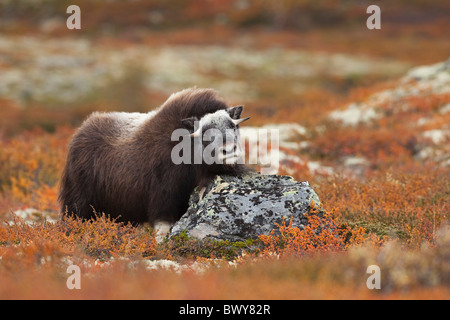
159, 231, 260, 260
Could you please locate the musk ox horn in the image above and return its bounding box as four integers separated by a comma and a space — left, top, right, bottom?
190, 127, 202, 138
232, 117, 250, 126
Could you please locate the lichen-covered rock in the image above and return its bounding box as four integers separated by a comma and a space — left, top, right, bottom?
170, 173, 321, 241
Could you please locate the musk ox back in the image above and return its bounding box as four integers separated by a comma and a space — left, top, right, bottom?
59, 88, 249, 228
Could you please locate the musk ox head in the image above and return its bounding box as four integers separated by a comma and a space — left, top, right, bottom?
176, 106, 250, 167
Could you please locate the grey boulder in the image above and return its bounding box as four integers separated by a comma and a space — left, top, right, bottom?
170, 173, 321, 242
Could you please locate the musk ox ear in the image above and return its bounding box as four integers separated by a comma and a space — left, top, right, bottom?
181, 117, 202, 137
227, 105, 243, 120
181, 117, 199, 131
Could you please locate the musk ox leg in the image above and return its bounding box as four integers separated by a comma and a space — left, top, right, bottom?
153, 221, 173, 243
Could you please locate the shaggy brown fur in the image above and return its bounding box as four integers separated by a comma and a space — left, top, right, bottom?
59, 88, 248, 225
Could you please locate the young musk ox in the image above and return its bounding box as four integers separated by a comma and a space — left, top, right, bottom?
59, 88, 250, 235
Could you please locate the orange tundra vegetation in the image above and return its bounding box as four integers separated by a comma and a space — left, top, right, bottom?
0, 0, 449, 299
0, 65, 449, 299
0, 114, 449, 299
1, 67, 449, 298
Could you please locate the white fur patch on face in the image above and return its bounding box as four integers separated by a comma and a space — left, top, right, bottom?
198, 110, 245, 165
199, 110, 232, 130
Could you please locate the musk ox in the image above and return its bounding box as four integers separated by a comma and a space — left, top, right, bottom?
59, 88, 250, 232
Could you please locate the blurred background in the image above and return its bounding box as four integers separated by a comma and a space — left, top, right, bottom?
0, 0, 448, 133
